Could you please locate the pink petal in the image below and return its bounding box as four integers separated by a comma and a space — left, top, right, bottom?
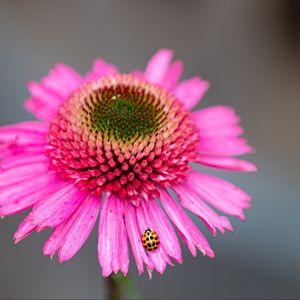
197, 137, 254, 157
173, 77, 209, 110
0, 144, 46, 160
196, 124, 244, 138
162, 60, 183, 89
25, 64, 83, 121
1, 188, 48, 216
0, 135, 45, 158
24, 98, 58, 122
58, 194, 100, 261
136, 207, 172, 274
98, 193, 129, 277
0, 152, 47, 169
0, 121, 47, 146
14, 213, 36, 243
135, 201, 173, 275
144, 49, 173, 84
160, 189, 215, 258
43, 217, 75, 259
192, 105, 255, 157
86, 59, 118, 81
130, 70, 144, 79
124, 201, 154, 275
0, 178, 50, 206
141, 200, 182, 263
195, 156, 257, 172
0, 161, 49, 191
0, 174, 61, 216
192, 106, 240, 127
48, 194, 101, 262
1, 131, 45, 148
0, 122, 47, 157
187, 170, 252, 220
132, 59, 183, 90
0, 121, 48, 135
173, 183, 233, 235
31, 182, 85, 228
42, 64, 83, 98
28, 81, 64, 109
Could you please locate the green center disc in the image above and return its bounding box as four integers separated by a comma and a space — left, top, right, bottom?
81, 85, 167, 142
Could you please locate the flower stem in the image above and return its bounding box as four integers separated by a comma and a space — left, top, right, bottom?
107, 273, 139, 300
107, 276, 121, 300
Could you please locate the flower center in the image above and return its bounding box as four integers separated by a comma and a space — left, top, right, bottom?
46, 74, 198, 205
92, 94, 154, 139
80, 78, 167, 142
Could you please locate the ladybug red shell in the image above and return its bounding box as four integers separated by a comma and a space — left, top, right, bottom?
141, 228, 160, 251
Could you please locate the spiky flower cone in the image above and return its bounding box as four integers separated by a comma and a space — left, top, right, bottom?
47, 75, 198, 206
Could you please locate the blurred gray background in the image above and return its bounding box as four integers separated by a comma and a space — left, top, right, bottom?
0, 0, 300, 299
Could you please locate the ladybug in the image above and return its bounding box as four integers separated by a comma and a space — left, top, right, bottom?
141, 228, 160, 251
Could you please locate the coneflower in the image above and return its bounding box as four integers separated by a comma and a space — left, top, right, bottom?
0, 49, 256, 277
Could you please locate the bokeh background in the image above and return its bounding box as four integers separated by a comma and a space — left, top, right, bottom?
0, 0, 300, 299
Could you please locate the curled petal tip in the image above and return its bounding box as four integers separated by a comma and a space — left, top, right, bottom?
102, 270, 112, 278
207, 250, 215, 258
247, 146, 256, 154
245, 162, 257, 172
169, 261, 175, 267
226, 223, 234, 233
146, 267, 153, 280
238, 213, 246, 221
58, 255, 66, 264
251, 164, 258, 172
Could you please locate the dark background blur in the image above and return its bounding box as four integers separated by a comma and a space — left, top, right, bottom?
1, 0, 300, 299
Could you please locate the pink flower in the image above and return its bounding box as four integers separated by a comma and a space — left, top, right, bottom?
0, 49, 256, 277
